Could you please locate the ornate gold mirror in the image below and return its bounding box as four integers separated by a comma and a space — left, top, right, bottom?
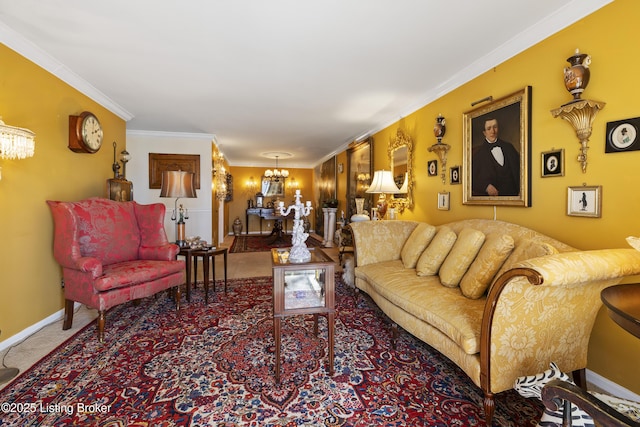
346, 137, 373, 219
388, 129, 413, 212
261, 177, 286, 198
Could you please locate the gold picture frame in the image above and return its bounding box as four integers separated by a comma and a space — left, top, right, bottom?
567, 185, 602, 217
437, 192, 450, 210
463, 86, 532, 206
148, 153, 201, 189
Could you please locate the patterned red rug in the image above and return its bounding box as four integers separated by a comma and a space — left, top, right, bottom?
0, 276, 542, 426
230, 234, 322, 253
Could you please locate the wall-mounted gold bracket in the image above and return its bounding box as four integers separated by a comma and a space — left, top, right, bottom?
551, 99, 605, 173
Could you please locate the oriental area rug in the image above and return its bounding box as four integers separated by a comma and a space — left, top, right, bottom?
0, 276, 542, 426
230, 234, 322, 253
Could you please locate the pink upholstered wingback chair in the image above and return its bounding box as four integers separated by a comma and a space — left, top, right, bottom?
47, 197, 185, 342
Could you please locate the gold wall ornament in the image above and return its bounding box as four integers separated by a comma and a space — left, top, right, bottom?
388, 128, 414, 213
428, 115, 450, 184
551, 99, 605, 173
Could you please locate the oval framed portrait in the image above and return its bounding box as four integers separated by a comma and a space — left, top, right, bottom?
606, 117, 640, 153
541, 148, 564, 177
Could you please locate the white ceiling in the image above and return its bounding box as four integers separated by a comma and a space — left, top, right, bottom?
0, 0, 610, 167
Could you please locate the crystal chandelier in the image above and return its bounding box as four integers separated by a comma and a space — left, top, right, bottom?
0, 116, 35, 160
264, 155, 289, 181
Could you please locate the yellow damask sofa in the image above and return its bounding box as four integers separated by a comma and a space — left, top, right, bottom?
349, 219, 640, 424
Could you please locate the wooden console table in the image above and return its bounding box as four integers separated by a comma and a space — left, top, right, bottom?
246, 208, 293, 235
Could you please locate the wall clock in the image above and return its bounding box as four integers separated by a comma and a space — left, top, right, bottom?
68, 111, 104, 153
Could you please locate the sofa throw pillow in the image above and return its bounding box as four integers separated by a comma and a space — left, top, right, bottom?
401, 223, 437, 269
439, 228, 486, 287
416, 226, 457, 276
494, 238, 559, 281
460, 233, 515, 299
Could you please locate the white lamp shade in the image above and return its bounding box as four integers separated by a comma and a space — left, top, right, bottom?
366, 170, 401, 194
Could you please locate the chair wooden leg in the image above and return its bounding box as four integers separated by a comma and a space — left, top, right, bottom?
483, 392, 495, 425
97, 310, 105, 343
62, 299, 74, 330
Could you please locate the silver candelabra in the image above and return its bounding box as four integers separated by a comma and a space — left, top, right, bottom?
278, 189, 313, 263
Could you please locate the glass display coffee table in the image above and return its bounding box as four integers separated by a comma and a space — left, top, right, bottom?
271, 247, 336, 383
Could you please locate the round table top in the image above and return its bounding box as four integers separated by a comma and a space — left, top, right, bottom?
601, 283, 640, 339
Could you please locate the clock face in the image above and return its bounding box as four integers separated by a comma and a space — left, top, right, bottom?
81, 114, 103, 152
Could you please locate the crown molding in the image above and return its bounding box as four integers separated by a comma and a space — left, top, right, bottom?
0, 21, 134, 121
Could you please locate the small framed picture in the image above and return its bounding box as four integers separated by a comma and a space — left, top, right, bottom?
427, 160, 438, 177
541, 149, 564, 177
450, 165, 461, 185
437, 192, 450, 210
606, 117, 640, 153
567, 185, 602, 217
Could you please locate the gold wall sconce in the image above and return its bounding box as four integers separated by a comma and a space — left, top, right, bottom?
428, 114, 450, 184
550, 49, 605, 173
0, 115, 36, 181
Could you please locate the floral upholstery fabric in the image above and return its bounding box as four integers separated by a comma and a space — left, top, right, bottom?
460, 233, 514, 299
494, 239, 558, 280
350, 221, 418, 267
400, 223, 437, 268
356, 259, 485, 354
351, 219, 640, 400
416, 226, 457, 276
439, 228, 485, 287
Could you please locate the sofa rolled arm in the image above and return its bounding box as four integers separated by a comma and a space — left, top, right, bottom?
481, 248, 640, 396
516, 248, 640, 287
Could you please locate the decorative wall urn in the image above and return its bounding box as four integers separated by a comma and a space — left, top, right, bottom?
563, 49, 591, 103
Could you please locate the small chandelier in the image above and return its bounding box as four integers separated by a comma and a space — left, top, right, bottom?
264, 155, 289, 181
0, 116, 35, 160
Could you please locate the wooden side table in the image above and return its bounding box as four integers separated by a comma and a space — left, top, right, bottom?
271, 247, 336, 383
192, 247, 228, 303
601, 283, 640, 339
178, 247, 228, 303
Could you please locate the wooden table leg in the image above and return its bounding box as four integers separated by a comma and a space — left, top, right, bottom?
328, 311, 335, 376
223, 249, 228, 293
203, 254, 210, 304
211, 253, 216, 293
274, 316, 281, 383
185, 251, 192, 302
313, 314, 319, 337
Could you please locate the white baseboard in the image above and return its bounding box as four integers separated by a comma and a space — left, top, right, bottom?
587, 369, 640, 402
0, 302, 81, 353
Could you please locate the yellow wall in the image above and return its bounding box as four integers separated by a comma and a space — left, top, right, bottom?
226, 166, 315, 234
363, 0, 640, 393
0, 44, 126, 340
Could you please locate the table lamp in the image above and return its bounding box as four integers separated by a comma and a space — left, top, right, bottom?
160, 170, 197, 247
366, 170, 402, 219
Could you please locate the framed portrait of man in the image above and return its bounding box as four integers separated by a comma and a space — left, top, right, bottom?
462, 86, 532, 207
